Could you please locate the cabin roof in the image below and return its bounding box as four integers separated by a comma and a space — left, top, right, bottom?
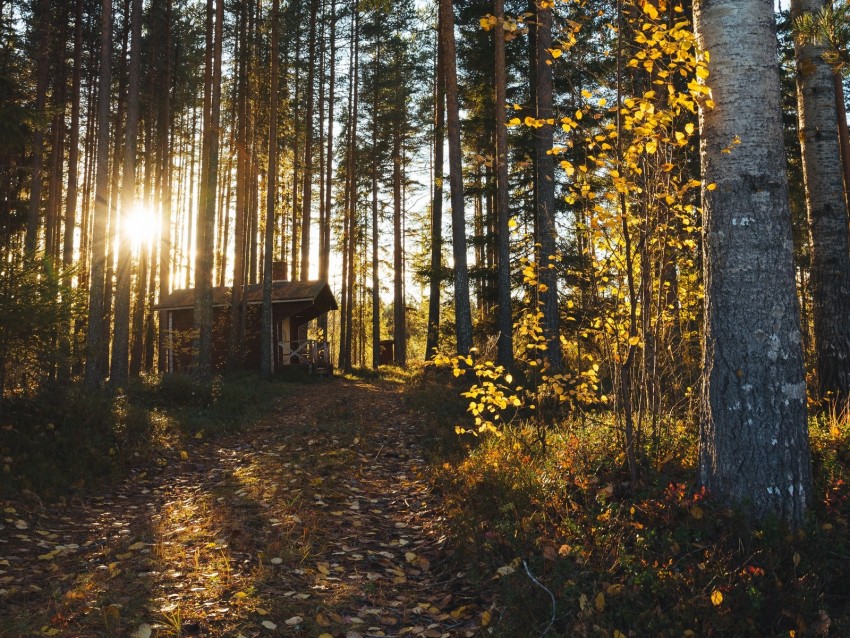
156, 280, 338, 312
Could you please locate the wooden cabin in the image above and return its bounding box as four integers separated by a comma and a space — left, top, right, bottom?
156, 280, 338, 374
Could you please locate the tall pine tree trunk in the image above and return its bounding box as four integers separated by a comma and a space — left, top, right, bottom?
84, 0, 112, 387
534, 0, 560, 369
158, 0, 173, 371
290, 26, 302, 281
695, 0, 811, 526
494, 0, 512, 367
26, 0, 51, 255
319, 0, 336, 337
425, 23, 444, 360
193, 0, 224, 378
791, 0, 850, 403
371, 35, 381, 369
832, 74, 850, 209
230, 0, 249, 366
60, 0, 83, 379
300, 0, 319, 280
439, 0, 472, 355
111, 0, 143, 390
392, 99, 406, 367
262, 0, 280, 378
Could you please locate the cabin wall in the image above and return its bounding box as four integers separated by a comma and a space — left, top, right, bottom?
162, 304, 316, 373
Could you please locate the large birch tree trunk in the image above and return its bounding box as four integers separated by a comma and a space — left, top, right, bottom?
695, 0, 812, 526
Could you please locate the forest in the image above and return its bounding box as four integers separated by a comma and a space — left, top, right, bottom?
3, 0, 850, 635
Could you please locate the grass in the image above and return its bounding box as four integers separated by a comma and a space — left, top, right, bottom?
407, 366, 850, 637
0, 371, 301, 499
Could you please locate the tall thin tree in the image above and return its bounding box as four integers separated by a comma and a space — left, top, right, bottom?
534, 0, 560, 369
300, 0, 319, 280
425, 21, 445, 360
262, 0, 281, 378
193, 0, 224, 377
494, 0, 512, 367
791, 0, 850, 403
111, 0, 143, 389
25, 0, 51, 255
84, 0, 113, 387
439, 0, 472, 355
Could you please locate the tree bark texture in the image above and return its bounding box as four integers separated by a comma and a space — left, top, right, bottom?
425, 22, 444, 361
439, 0, 473, 355
792, 0, 850, 403
84, 0, 113, 387
26, 0, 51, 255
193, 0, 224, 378
111, 0, 143, 389
535, 1, 560, 370
300, 0, 319, 281
695, 0, 812, 525
494, 0, 512, 368
261, 0, 280, 378
319, 0, 336, 338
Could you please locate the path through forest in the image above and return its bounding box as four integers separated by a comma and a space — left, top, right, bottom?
0, 377, 492, 637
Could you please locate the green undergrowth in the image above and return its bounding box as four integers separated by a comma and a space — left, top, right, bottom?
408, 368, 850, 637
0, 371, 298, 499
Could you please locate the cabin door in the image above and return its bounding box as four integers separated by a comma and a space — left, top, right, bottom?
275, 316, 291, 366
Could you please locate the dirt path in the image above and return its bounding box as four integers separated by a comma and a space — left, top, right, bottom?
0, 377, 492, 637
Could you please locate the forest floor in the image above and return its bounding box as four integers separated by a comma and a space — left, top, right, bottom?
0, 375, 493, 637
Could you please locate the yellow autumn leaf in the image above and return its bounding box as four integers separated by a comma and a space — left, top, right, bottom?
628, 336, 641, 347
691, 504, 704, 519
641, 1, 659, 19
316, 612, 331, 626
706, 183, 717, 191
614, 631, 627, 638
481, 609, 492, 626
645, 139, 658, 154
711, 589, 723, 606
180, 450, 188, 461
479, 14, 497, 30
595, 591, 605, 612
